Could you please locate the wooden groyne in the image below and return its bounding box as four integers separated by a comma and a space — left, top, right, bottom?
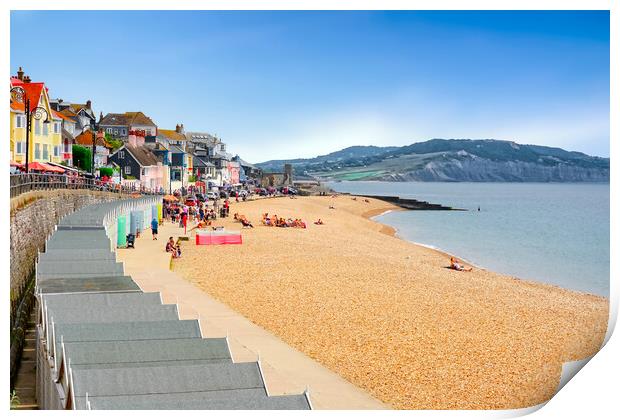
363, 195, 465, 211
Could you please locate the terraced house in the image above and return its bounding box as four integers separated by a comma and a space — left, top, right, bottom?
49, 98, 97, 137
99, 111, 157, 139
10, 68, 63, 165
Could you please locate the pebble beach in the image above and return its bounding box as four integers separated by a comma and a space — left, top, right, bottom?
172, 195, 609, 409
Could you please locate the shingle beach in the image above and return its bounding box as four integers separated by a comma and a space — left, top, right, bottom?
172, 195, 608, 409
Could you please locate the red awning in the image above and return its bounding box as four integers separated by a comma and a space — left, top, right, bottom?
43, 163, 65, 173
27, 162, 65, 173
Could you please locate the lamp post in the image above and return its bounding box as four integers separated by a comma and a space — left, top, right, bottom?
10, 86, 50, 173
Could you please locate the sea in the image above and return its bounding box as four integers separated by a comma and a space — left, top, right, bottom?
328, 181, 610, 297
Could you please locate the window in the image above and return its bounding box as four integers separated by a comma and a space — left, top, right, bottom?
16, 142, 24, 154
43, 123, 48, 136
141, 168, 146, 176
43, 144, 49, 160
54, 146, 59, 156
114, 129, 118, 135
106, 128, 112, 134
35, 144, 41, 159
54, 122, 60, 133
119, 150, 125, 159
124, 165, 131, 174
35, 120, 41, 135
122, 129, 126, 135
15, 115, 25, 128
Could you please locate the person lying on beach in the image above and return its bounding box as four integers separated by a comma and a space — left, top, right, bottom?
450, 257, 472, 272
314, 219, 324, 225
241, 219, 254, 228
364, 199, 370, 203
329, 205, 336, 209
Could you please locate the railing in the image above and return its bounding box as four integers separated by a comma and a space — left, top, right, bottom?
10, 174, 163, 199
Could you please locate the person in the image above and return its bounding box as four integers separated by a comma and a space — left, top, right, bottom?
450, 257, 472, 272
314, 219, 324, 225
241, 218, 254, 228
175, 242, 182, 258
166, 237, 176, 254
151, 218, 159, 240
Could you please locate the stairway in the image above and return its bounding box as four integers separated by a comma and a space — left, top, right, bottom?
11, 308, 38, 410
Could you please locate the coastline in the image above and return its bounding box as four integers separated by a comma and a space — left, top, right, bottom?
364, 203, 606, 299
172, 195, 609, 409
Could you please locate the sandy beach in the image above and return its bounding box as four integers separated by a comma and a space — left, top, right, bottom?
172, 195, 608, 409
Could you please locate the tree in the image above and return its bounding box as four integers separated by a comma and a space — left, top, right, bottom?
104, 133, 124, 151
99, 167, 114, 177
72, 145, 92, 172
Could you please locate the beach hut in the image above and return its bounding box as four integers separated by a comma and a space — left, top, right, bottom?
34, 197, 312, 411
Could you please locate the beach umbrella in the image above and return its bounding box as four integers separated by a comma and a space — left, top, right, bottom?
43, 163, 65, 173
28, 162, 51, 172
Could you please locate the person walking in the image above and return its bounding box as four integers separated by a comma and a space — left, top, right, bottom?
151, 218, 159, 240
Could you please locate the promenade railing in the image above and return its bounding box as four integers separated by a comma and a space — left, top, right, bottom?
10, 173, 162, 199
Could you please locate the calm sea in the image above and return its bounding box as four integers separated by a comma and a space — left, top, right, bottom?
328, 181, 610, 297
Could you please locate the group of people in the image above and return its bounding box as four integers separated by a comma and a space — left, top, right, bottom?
261, 213, 307, 228
165, 237, 182, 258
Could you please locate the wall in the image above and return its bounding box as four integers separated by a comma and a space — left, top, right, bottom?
9, 190, 122, 297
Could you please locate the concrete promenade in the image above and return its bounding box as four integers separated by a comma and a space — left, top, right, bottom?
116, 221, 388, 410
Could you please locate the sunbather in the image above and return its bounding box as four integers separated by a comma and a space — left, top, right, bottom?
450, 257, 472, 272
314, 219, 324, 225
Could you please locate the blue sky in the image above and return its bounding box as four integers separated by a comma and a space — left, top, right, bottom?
11, 11, 609, 162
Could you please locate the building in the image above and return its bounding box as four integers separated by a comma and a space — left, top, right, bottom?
232, 155, 263, 182
156, 124, 190, 189
260, 164, 294, 187
52, 110, 75, 165
185, 131, 232, 186
99, 112, 157, 140
10, 94, 25, 164
10, 68, 63, 165
74, 130, 112, 169
49, 98, 97, 137
108, 133, 169, 192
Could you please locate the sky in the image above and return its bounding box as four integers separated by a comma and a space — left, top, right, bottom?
10, 10, 610, 162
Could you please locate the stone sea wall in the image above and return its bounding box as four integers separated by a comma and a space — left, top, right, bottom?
10, 190, 122, 297
9, 190, 123, 386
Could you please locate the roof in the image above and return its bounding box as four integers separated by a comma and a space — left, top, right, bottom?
100, 112, 157, 128
54, 110, 75, 121
61, 128, 75, 141
75, 130, 109, 147
192, 155, 215, 167
186, 131, 217, 143
168, 145, 185, 154
10, 81, 45, 113
158, 129, 187, 141
10, 101, 25, 112
125, 144, 162, 166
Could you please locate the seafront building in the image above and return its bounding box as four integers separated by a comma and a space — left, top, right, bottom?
99, 111, 158, 139
108, 132, 169, 192
10, 69, 63, 165
49, 99, 97, 138
9, 67, 261, 189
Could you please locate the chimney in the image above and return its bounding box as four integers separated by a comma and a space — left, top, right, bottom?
17, 67, 24, 81
99, 111, 103, 122
23, 75, 31, 83
86, 100, 92, 109
58, 99, 63, 104
175, 124, 181, 133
